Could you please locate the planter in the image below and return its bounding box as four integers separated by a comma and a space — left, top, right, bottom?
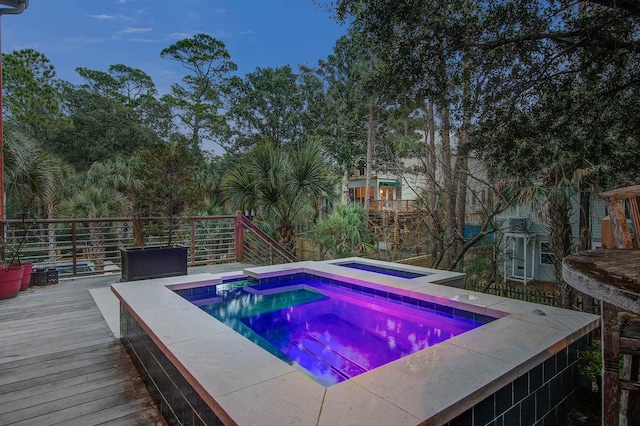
47, 268, 59, 285
120, 245, 188, 282
19, 263, 33, 291
0, 266, 24, 299
31, 268, 48, 286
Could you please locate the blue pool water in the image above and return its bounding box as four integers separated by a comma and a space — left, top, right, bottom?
335, 262, 429, 279
176, 275, 492, 386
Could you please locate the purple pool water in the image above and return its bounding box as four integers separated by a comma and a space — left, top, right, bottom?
180, 276, 489, 386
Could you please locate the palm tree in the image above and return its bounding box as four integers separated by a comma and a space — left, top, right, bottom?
83, 157, 145, 245
310, 203, 375, 259
2, 130, 64, 266
224, 141, 336, 253
507, 164, 578, 307
60, 186, 128, 271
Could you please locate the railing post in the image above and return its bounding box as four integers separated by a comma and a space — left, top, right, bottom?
71, 222, 77, 275
0, 221, 4, 262
190, 218, 196, 266
235, 210, 244, 262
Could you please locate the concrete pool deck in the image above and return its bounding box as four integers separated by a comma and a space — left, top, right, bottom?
112, 259, 600, 425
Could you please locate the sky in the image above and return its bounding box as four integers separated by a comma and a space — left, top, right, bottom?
0, 0, 348, 95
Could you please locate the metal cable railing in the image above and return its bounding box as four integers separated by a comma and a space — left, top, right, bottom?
0, 213, 296, 278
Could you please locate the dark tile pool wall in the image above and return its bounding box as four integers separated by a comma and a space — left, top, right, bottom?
122, 300, 594, 426
445, 332, 594, 426
120, 305, 224, 426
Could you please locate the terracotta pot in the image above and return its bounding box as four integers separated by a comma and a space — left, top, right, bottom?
0, 266, 24, 299
19, 263, 33, 291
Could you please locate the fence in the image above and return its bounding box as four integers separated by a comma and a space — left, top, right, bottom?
466, 282, 600, 313
0, 212, 297, 279
483, 283, 559, 306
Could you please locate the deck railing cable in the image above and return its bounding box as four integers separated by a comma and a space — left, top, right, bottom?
0, 213, 296, 278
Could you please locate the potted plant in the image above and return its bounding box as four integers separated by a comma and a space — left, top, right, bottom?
0, 261, 23, 299
0, 131, 59, 295
119, 140, 203, 281
0, 199, 35, 297
0, 199, 36, 296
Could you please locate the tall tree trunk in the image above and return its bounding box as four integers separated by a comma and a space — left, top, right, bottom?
364, 99, 374, 221
440, 105, 457, 267
453, 39, 472, 270
341, 169, 349, 204
424, 100, 440, 261
578, 191, 591, 251
88, 223, 105, 271
548, 196, 574, 307
578, 190, 596, 312
278, 217, 296, 254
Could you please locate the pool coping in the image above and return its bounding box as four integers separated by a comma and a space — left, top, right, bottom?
112, 259, 600, 425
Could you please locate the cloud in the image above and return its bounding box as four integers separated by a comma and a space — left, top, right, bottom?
88, 14, 115, 20
120, 27, 152, 34
128, 38, 160, 43
168, 32, 193, 40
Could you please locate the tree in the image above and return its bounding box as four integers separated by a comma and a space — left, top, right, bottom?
316, 30, 393, 211
2, 129, 66, 264
161, 34, 237, 154
225, 65, 312, 153
51, 65, 168, 171
329, 2, 488, 260
330, 0, 640, 276
59, 186, 128, 271
78, 157, 145, 246
1, 48, 68, 141
133, 140, 204, 246
75, 64, 174, 139
310, 203, 376, 259
223, 142, 337, 252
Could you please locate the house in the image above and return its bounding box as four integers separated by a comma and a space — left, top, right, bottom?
345, 130, 611, 284
498, 198, 608, 284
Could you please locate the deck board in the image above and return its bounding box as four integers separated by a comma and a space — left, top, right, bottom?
0, 277, 166, 426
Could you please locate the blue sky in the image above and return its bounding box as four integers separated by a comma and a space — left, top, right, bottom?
1, 0, 347, 94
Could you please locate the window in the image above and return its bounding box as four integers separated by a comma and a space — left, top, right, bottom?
540, 242, 555, 265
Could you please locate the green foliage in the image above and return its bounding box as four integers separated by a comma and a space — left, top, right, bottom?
133, 140, 204, 245
578, 343, 602, 391
3, 130, 64, 217
161, 33, 237, 154
316, 33, 369, 170
225, 65, 315, 153
50, 67, 167, 172
223, 141, 337, 251
59, 186, 128, 219
2, 49, 69, 142
1, 130, 66, 266
310, 204, 376, 259
463, 247, 497, 291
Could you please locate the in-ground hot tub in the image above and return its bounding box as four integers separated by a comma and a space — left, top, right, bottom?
175, 273, 495, 387
112, 258, 599, 425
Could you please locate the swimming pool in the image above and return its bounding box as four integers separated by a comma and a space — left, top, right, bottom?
113, 258, 600, 425
176, 274, 492, 386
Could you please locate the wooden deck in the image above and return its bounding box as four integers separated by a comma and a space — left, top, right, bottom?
0, 276, 166, 426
